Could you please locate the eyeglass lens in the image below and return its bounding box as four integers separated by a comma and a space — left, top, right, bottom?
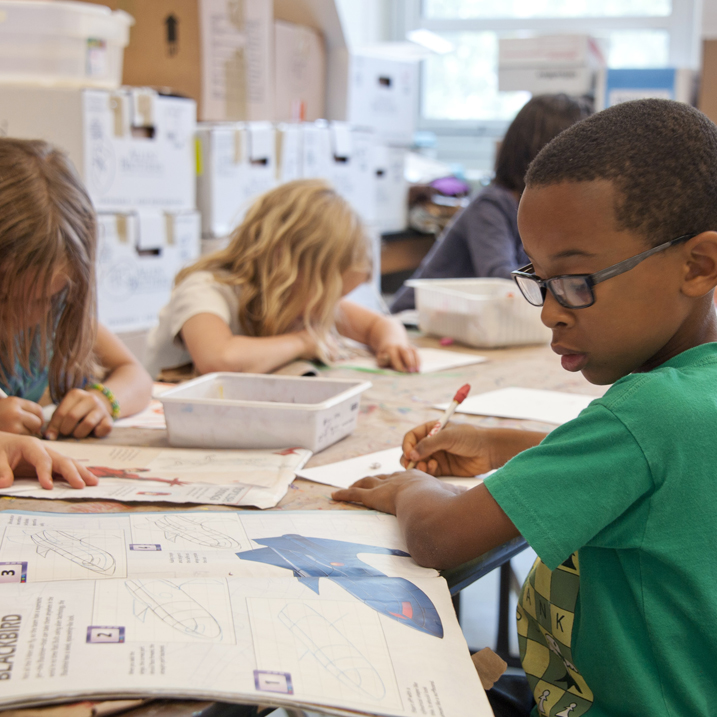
515, 274, 595, 308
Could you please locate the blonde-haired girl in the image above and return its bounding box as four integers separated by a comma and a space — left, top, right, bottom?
0, 138, 152, 449
146, 179, 418, 376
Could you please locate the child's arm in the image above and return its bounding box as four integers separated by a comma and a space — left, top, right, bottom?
0, 432, 98, 489
335, 300, 420, 373
45, 325, 153, 440
181, 313, 320, 374
332, 422, 545, 569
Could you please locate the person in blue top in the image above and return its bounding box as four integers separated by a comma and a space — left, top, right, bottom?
391, 94, 591, 313
0, 138, 152, 448
336, 99, 717, 715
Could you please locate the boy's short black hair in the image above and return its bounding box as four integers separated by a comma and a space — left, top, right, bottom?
525, 99, 717, 246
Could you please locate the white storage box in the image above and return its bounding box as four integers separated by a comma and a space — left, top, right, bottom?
160, 373, 372, 452
374, 144, 408, 233
196, 122, 278, 238
97, 211, 201, 333
408, 278, 551, 348
0, 1, 132, 89
328, 52, 419, 146
0, 86, 196, 212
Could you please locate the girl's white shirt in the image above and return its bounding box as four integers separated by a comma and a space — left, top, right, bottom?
144, 271, 244, 378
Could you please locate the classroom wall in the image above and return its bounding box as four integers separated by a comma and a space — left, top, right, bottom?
704, 0, 717, 39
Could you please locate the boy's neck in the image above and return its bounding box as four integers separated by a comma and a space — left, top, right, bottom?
635, 296, 717, 374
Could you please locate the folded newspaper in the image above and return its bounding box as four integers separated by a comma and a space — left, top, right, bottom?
0, 509, 491, 716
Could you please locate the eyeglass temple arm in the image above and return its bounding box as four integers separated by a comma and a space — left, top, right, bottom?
590, 234, 696, 286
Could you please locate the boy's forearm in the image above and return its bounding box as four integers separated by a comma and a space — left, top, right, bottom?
394, 479, 519, 570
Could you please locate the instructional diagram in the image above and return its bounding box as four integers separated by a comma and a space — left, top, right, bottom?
0, 442, 311, 508
0, 509, 491, 716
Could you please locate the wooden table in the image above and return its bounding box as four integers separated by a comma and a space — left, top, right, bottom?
0, 338, 605, 717
0, 336, 605, 572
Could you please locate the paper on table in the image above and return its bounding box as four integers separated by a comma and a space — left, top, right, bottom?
436, 387, 596, 425
0, 442, 311, 509
113, 399, 166, 430
0, 509, 491, 716
296, 446, 486, 491
334, 347, 486, 374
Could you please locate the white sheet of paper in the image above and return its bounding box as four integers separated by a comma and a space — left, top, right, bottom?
113, 399, 166, 430
0, 442, 311, 509
335, 347, 486, 374
0, 509, 491, 716
296, 447, 485, 491
436, 387, 596, 425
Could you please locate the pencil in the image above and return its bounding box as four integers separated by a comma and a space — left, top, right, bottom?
406, 383, 471, 470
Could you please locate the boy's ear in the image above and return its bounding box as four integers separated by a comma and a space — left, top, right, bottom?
681, 232, 717, 297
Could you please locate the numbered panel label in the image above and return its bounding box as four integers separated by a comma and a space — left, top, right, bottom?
254, 670, 293, 694
0, 562, 27, 583
87, 626, 125, 644
129, 544, 161, 551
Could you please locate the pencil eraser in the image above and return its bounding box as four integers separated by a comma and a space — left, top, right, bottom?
454, 384, 471, 404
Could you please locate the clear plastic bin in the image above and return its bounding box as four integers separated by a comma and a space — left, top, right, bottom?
0, 1, 133, 89
408, 278, 551, 348
159, 373, 372, 452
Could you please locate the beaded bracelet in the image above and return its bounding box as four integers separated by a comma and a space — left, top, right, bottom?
88, 382, 121, 420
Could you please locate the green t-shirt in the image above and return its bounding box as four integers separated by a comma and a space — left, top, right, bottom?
484, 342, 717, 717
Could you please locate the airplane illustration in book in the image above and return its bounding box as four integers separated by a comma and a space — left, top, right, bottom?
236, 534, 444, 638
31, 530, 116, 575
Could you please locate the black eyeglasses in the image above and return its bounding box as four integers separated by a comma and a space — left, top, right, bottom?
511, 233, 697, 309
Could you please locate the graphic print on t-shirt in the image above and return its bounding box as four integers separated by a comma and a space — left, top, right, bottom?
517, 552, 594, 715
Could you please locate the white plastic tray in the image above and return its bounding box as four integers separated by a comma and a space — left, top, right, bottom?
0, 1, 133, 88
159, 373, 372, 452
408, 277, 551, 348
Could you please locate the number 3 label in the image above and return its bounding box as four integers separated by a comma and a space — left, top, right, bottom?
0, 562, 27, 583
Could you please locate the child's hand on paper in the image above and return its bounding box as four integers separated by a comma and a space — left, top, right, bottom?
332, 470, 461, 514
402, 421, 548, 476
45, 388, 114, 440
0, 432, 98, 489
375, 342, 420, 373
0, 396, 44, 436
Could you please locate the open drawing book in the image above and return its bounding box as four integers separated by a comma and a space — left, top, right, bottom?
0, 443, 311, 509
0, 510, 491, 717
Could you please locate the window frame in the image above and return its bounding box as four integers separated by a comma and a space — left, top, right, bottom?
392, 0, 702, 131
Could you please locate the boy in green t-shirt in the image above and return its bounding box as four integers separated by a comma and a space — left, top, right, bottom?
333, 99, 717, 716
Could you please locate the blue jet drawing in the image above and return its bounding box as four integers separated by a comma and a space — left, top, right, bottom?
236, 534, 443, 638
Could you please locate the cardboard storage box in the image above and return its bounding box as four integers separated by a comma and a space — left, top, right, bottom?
498, 35, 605, 95
274, 20, 325, 122
82, 0, 332, 123
196, 122, 277, 238
97, 210, 200, 332
0, 86, 196, 212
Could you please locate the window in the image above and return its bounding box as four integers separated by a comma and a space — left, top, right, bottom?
396, 0, 699, 124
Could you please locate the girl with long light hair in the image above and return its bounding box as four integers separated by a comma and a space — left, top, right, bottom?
146, 179, 418, 376
0, 138, 152, 451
